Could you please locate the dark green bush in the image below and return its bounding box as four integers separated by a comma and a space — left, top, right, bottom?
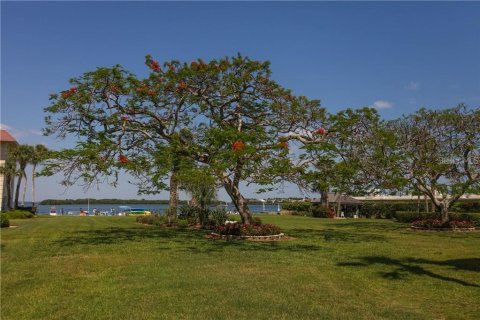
451, 201, 480, 213
281, 202, 312, 212
310, 205, 335, 218
1, 213, 10, 228
136, 214, 165, 225
360, 202, 426, 219
209, 209, 229, 227
395, 211, 442, 223
252, 216, 262, 225
6, 210, 34, 219
451, 213, 480, 226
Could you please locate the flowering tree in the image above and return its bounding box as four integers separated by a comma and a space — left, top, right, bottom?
44, 59, 196, 210
174, 55, 323, 223
296, 107, 401, 208
388, 105, 480, 223
44, 55, 323, 223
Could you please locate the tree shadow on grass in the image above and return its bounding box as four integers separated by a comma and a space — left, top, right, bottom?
338, 256, 480, 288
53, 226, 204, 247
53, 226, 325, 253
288, 228, 388, 243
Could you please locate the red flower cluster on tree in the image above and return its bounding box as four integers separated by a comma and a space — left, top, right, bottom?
278, 141, 289, 149
177, 82, 187, 91
316, 128, 326, 135
147, 89, 156, 95
121, 115, 129, 121
149, 60, 162, 73
232, 140, 245, 152
119, 155, 129, 163
62, 87, 77, 98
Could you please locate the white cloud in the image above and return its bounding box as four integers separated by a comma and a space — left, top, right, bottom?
406, 81, 420, 91
371, 100, 393, 110
0, 123, 43, 140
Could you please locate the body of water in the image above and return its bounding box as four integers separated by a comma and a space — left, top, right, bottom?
36, 203, 281, 216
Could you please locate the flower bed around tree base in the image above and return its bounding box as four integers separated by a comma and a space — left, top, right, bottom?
209, 232, 287, 241
410, 226, 476, 232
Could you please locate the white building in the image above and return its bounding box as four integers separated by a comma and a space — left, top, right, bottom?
0, 130, 18, 211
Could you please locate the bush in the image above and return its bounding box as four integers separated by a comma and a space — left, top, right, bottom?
394, 211, 441, 223
251, 216, 262, 225
281, 202, 312, 212
451, 213, 480, 227
214, 222, 281, 236
412, 219, 475, 229
209, 209, 229, 227
136, 214, 165, 226
5, 210, 34, 219
1, 213, 10, 228
451, 201, 480, 213
310, 205, 335, 218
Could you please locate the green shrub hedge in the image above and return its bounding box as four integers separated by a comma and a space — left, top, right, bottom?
1, 213, 10, 228
5, 210, 34, 219
281, 202, 312, 212
395, 211, 480, 225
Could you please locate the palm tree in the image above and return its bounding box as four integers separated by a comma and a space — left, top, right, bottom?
30, 144, 49, 210
13, 144, 34, 209
0, 146, 18, 210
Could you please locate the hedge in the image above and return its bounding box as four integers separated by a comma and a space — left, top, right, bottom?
395, 211, 480, 225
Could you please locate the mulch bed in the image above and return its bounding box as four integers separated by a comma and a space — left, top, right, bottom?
208, 233, 293, 241
410, 226, 477, 232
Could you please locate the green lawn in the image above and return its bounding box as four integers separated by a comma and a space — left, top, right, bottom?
1, 216, 479, 320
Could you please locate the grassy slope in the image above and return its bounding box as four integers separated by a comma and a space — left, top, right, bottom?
1, 216, 479, 320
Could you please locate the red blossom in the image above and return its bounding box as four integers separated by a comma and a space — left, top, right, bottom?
232, 140, 245, 152
149, 60, 162, 72
316, 128, 326, 135
147, 89, 156, 95
278, 141, 289, 149
119, 155, 129, 163
121, 116, 129, 121
177, 82, 187, 90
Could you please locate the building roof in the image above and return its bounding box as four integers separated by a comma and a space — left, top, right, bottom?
310, 193, 363, 205
0, 130, 18, 143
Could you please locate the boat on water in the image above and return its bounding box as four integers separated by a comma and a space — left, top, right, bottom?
118, 206, 151, 216
49, 207, 57, 216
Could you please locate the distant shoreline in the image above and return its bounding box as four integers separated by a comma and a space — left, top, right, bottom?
39, 199, 267, 205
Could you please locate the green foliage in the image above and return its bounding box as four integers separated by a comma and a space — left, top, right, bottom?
394, 211, 441, 223
310, 205, 334, 218
360, 202, 422, 219
1, 212, 10, 228
451, 201, 480, 213
209, 208, 229, 227
136, 214, 166, 226
281, 202, 312, 213
5, 210, 35, 219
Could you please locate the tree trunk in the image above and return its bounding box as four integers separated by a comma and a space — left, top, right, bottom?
32, 165, 36, 209
5, 175, 13, 210
169, 171, 179, 214
221, 176, 252, 224
14, 175, 23, 209
21, 173, 27, 207
424, 195, 429, 213
320, 190, 328, 206
440, 203, 449, 225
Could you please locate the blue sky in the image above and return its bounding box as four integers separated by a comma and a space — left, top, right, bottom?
2, 2, 479, 201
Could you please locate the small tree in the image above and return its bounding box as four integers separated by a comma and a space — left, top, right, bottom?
297, 108, 401, 208
13, 144, 34, 209
30, 144, 49, 210
388, 105, 480, 223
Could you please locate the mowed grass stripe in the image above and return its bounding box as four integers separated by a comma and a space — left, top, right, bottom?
1, 216, 479, 319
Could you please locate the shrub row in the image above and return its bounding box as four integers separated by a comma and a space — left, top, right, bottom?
214, 222, 281, 236
1, 213, 10, 228
4, 210, 35, 219
281, 202, 336, 218
395, 211, 480, 226
412, 219, 475, 229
